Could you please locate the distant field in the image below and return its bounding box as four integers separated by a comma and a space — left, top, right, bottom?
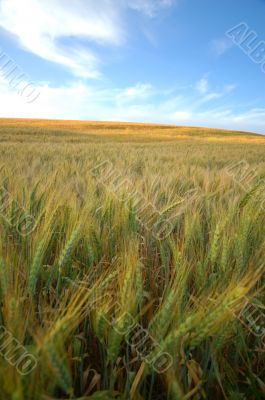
0, 118, 264, 143
0, 119, 264, 399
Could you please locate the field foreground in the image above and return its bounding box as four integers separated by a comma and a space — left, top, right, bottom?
0, 119, 264, 399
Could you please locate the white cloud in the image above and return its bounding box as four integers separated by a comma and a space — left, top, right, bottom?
0, 0, 176, 78
0, 0, 126, 78
210, 38, 233, 57
195, 78, 209, 94
0, 75, 263, 134
127, 0, 176, 17
224, 84, 237, 93
117, 83, 153, 103
172, 111, 191, 120
1, 2, 261, 134
184, 108, 265, 133
193, 78, 236, 107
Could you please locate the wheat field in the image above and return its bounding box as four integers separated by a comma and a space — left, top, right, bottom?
0, 119, 264, 399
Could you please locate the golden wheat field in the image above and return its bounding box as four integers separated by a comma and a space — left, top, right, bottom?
0, 118, 264, 400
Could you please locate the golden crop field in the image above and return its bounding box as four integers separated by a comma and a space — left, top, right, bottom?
0, 118, 264, 399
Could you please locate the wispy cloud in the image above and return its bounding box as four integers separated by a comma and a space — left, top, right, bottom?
210, 37, 233, 57
172, 111, 192, 120
127, 0, 176, 17
117, 83, 153, 104
0, 0, 125, 78
0, 0, 176, 78
193, 77, 236, 108
0, 74, 263, 133
195, 78, 209, 94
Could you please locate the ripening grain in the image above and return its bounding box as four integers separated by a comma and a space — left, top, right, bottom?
0, 119, 264, 400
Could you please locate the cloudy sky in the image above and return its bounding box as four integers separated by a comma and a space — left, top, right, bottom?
0, 0, 264, 133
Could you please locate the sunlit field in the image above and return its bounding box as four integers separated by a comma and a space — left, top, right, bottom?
0, 119, 264, 399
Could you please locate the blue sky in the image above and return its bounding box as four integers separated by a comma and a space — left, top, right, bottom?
0, 0, 264, 133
